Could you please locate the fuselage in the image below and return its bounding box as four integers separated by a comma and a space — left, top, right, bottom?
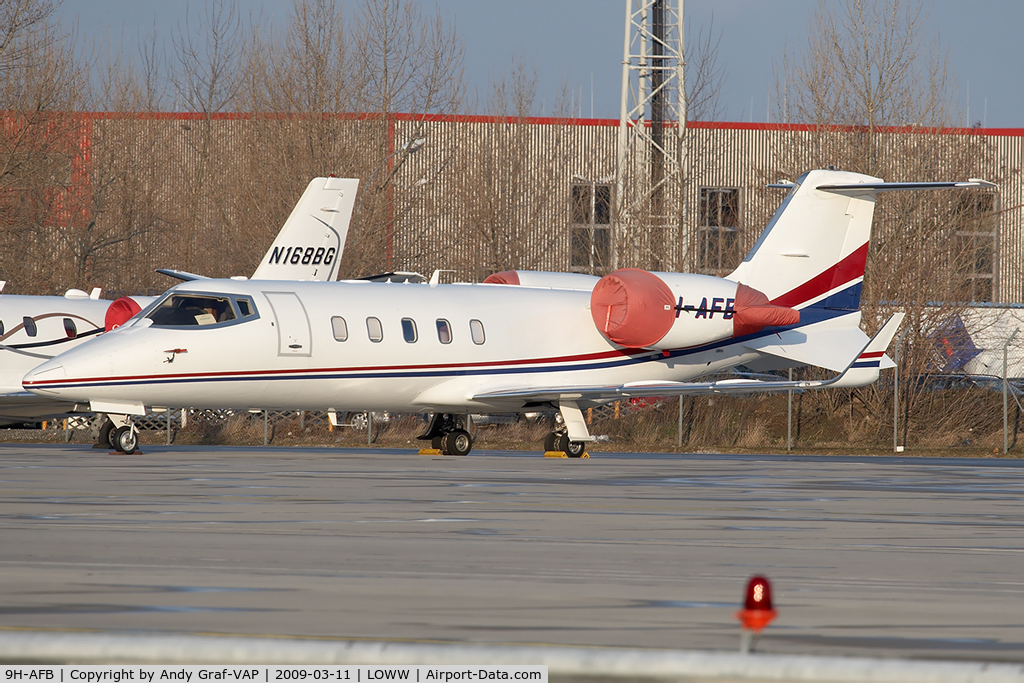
0, 294, 111, 395
23, 278, 768, 413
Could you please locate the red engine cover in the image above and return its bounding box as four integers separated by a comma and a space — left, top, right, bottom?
104, 296, 142, 331
733, 283, 800, 337
590, 269, 675, 347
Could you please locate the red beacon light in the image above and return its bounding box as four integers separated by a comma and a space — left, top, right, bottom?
736, 575, 777, 632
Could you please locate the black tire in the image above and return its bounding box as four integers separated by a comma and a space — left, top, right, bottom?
554, 432, 586, 458
98, 420, 115, 450
431, 436, 443, 450
442, 430, 472, 456
565, 440, 586, 458
113, 426, 138, 454
543, 431, 559, 452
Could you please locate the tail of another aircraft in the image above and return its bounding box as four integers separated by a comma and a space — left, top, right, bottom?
251, 177, 359, 282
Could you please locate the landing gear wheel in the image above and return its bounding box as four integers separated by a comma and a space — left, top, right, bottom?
441, 430, 472, 456
98, 420, 116, 450
554, 432, 586, 458
431, 436, 443, 450
112, 426, 138, 454
543, 431, 558, 452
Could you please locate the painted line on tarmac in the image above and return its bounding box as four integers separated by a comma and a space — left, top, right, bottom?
0, 631, 1023, 682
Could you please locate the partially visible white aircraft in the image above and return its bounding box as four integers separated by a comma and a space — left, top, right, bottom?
2, 176, 358, 426
24, 169, 994, 455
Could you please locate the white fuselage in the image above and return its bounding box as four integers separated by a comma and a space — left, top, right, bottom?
24, 279, 764, 413
0, 295, 112, 395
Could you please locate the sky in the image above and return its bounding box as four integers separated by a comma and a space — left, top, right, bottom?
56, 0, 1024, 128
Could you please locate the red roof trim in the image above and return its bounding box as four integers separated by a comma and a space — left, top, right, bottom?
74, 111, 1024, 136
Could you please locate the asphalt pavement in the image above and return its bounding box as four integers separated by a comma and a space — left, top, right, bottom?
1, 444, 1022, 663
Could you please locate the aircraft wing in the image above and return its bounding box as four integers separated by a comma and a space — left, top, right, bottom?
472, 314, 904, 404
0, 392, 84, 422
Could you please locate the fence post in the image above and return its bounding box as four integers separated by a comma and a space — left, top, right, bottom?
787, 368, 793, 452
677, 397, 683, 449
367, 412, 373, 445
264, 410, 269, 446
1004, 329, 1019, 454
893, 327, 908, 453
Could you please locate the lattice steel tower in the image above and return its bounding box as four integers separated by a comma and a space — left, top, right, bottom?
614, 0, 686, 270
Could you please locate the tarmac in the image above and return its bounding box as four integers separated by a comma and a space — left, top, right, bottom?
1, 443, 1023, 668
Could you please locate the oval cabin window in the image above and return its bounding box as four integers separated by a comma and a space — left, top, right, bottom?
331, 316, 348, 341
469, 319, 486, 345
366, 317, 383, 342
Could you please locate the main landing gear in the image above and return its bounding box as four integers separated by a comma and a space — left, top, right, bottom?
418, 413, 473, 456
96, 414, 139, 454
543, 400, 593, 458
543, 429, 587, 458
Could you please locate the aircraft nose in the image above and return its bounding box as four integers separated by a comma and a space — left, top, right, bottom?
23, 360, 66, 396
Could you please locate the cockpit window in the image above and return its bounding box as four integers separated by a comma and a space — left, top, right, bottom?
147, 294, 239, 327
237, 298, 255, 317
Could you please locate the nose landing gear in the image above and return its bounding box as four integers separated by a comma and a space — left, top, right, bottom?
96, 414, 140, 454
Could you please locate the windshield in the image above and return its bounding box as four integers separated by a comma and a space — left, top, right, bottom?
147, 294, 245, 327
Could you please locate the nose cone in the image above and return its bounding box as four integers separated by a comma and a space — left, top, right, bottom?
23, 360, 66, 396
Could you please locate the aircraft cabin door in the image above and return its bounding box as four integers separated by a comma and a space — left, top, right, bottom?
263, 291, 312, 357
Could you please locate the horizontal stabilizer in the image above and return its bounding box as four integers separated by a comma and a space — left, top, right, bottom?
156, 268, 207, 282
817, 179, 997, 193
744, 327, 870, 373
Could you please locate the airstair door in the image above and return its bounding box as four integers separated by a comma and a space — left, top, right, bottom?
263, 291, 312, 357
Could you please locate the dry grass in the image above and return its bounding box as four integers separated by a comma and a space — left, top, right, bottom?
3, 389, 1021, 459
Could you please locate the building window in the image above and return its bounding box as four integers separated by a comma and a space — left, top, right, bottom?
331, 316, 348, 341
469, 319, 486, 345
954, 192, 998, 302
401, 318, 418, 343
436, 319, 452, 344
570, 181, 612, 273
366, 317, 383, 342
696, 188, 741, 274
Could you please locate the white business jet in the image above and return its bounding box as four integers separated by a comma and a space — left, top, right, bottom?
23, 169, 993, 455
2, 176, 357, 427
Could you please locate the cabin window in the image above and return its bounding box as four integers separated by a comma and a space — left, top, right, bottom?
401, 318, 418, 343
63, 318, 77, 339
469, 319, 486, 345
147, 294, 238, 326
331, 316, 348, 341
237, 298, 256, 317
436, 319, 452, 344
23, 316, 36, 337
0, 320, 4, 336
366, 317, 383, 342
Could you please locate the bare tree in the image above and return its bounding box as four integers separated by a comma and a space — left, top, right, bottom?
766, 0, 999, 447
0, 0, 92, 293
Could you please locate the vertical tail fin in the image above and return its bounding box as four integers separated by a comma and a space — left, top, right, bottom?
252, 177, 359, 281
728, 169, 880, 312
728, 170, 997, 315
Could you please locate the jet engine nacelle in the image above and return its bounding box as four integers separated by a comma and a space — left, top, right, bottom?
590, 269, 800, 350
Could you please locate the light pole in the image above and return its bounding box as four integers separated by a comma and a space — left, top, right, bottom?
352, 136, 427, 271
